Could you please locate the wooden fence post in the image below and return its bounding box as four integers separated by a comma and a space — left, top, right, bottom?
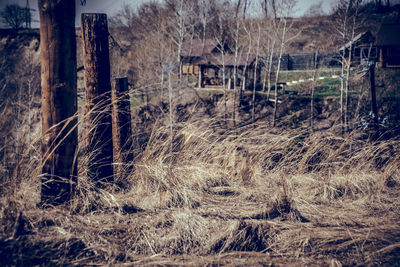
39, 0, 78, 206
81, 13, 113, 186
111, 77, 133, 176
369, 63, 379, 139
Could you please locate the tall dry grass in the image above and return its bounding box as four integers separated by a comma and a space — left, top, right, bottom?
0, 93, 399, 266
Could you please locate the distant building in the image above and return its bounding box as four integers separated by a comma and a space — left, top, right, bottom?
181, 39, 256, 89
375, 23, 400, 68
180, 39, 342, 90
339, 31, 377, 66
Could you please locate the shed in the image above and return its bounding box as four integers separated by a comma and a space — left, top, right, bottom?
375, 23, 400, 68
339, 31, 377, 66
180, 38, 256, 89
181, 39, 230, 75
196, 53, 256, 89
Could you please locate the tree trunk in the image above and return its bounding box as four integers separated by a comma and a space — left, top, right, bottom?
252, 25, 261, 126
340, 60, 345, 134
240, 24, 253, 107
345, 55, 351, 132
310, 51, 318, 130
160, 64, 165, 101
39, 0, 78, 206
222, 55, 227, 127
82, 13, 113, 187
369, 64, 379, 139
273, 19, 287, 127
266, 38, 276, 101
168, 72, 174, 154
27, 78, 32, 154
233, 22, 239, 128
112, 77, 133, 178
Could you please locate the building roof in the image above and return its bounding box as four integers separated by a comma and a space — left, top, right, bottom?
197, 53, 255, 67
375, 24, 400, 46
339, 31, 374, 51
181, 39, 218, 57
182, 38, 254, 66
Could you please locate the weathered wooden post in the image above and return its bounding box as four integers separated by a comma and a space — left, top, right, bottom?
81, 13, 113, 186
39, 0, 78, 206
369, 63, 379, 139
198, 66, 202, 89
111, 77, 133, 176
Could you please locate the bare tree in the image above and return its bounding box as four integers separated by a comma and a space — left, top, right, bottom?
153, 9, 169, 102
262, 19, 277, 102
13, 50, 40, 157
215, 15, 229, 126
310, 51, 319, 130
108, 3, 135, 28
271, 0, 299, 127
304, 1, 324, 17
240, 19, 254, 105
39, 0, 78, 206
1, 4, 27, 30
165, 0, 192, 96
166, 0, 187, 63
231, 0, 247, 127
232, 1, 241, 127
168, 70, 174, 152
199, 0, 214, 46
333, 0, 364, 133
252, 23, 261, 126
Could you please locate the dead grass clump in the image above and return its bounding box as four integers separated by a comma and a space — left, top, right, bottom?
211, 220, 271, 253
164, 210, 210, 254
0, 236, 88, 266
1, 92, 400, 265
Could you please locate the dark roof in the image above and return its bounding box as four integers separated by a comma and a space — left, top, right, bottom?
182, 38, 255, 66
375, 24, 400, 46
181, 39, 218, 57
339, 31, 374, 51
197, 53, 255, 67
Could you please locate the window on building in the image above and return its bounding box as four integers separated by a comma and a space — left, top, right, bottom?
182, 65, 190, 74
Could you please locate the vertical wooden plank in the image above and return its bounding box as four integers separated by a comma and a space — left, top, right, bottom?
111, 77, 133, 177
198, 66, 202, 89
39, 0, 78, 206
81, 13, 113, 186
369, 63, 379, 139
379, 48, 384, 68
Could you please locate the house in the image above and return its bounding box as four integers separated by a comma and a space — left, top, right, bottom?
181, 39, 219, 75
339, 31, 377, 66
375, 23, 400, 68
197, 53, 257, 89
181, 39, 256, 89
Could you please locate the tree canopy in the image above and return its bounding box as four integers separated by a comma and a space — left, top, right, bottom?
1, 4, 30, 30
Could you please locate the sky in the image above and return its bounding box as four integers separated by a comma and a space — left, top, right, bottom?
0, 0, 396, 29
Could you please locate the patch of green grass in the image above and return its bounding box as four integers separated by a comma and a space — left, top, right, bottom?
319, 69, 341, 77
278, 71, 313, 82
277, 69, 341, 83
320, 78, 340, 87
314, 85, 340, 98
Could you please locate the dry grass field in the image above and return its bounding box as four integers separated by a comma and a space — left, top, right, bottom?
1, 91, 399, 266
1, 6, 400, 264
